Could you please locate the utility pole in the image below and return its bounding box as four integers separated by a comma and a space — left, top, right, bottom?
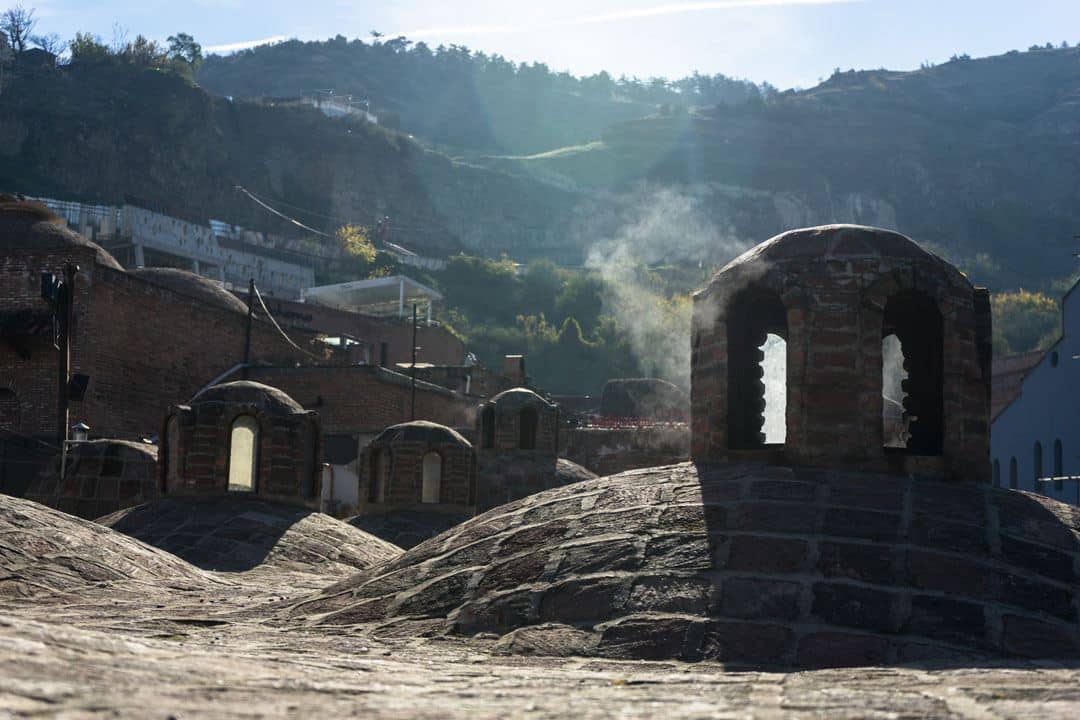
242, 278, 255, 379
410, 303, 418, 421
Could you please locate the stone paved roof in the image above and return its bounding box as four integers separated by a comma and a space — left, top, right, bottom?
290, 462, 1080, 667
100, 496, 402, 576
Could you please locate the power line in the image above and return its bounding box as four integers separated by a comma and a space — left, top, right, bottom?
252, 283, 322, 360
235, 185, 335, 239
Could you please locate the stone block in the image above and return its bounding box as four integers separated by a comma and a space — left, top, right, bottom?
597, 616, 701, 660
717, 577, 801, 621
998, 573, 1076, 621
818, 541, 896, 585
627, 575, 711, 614
903, 550, 990, 598
903, 595, 987, 645
539, 577, 627, 624
1002, 615, 1080, 658
812, 583, 898, 632
796, 632, 888, 668
750, 480, 816, 502
821, 508, 900, 542
727, 535, 808, 574
643, 533, 713, 571
698, 621, 795, 665
736, 502, 815, 533
998, 536, 1076, 584
909, 516, 987, 554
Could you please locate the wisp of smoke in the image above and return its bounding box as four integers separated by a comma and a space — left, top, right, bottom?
582, 184, 751, 389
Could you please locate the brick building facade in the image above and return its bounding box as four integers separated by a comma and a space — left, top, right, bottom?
1, 201, 317, 443
691, 224, 992, 482
161, 381, 321, 510
475, 388, 595, 511
358, 421, 477, 512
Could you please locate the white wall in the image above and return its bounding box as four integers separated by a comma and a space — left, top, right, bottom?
991, 282, 1080, 505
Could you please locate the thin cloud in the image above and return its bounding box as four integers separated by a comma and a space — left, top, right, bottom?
205, 35, 289, 54
398, 0, 861, 38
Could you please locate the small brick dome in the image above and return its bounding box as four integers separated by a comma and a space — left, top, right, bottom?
691, 224, 992, 482
0, 196, 123, 270
130, 267, 248, 314
360, 420, 477, 511
161, 381, 321, 508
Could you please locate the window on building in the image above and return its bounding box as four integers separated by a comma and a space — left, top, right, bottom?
727, 288, 788, 449
1054, 439, 1063, 492
1009, 457, 1018, 489
302, 425, 317, 498
481, 406, 495, 449
992, 459, 1000, 488
519, 407, 538, 450
882, 290, 943, 455
227, 415, 259, 492
422, 451, 442, 503
165, 415, 181, 492
0, 389, 17, 431
369, 448, 387, 503
1034, 441, 1043, 491
101, 444, 123, 477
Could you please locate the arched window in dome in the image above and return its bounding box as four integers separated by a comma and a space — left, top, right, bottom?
727, 287, 788, 449
369, 447, 388, 503
165, 415, 181, 493
1054, 439, 1063, 492
882, 290, 943, 455
0, 389, 17, 432
422, 451, 442, 503
481, 406, 495, 449
227, 415, 259, 492
519, 407, 538, 450
1033, 441, 1044, 493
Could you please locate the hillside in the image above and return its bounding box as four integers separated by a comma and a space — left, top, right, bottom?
196, 37, 762, 157
0, 57, 581, 261
478, 46, 1080, 287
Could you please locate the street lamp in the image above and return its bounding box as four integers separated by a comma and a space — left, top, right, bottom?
71, 422, 90, 443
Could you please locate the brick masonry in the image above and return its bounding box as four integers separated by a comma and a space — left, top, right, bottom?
295, 462, 1080, 667
161, 381, 321, 510
23, 439, 158, 519
357, 421, 476, 511
690, 225, 992, 482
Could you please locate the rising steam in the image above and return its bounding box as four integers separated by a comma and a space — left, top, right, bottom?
581, 184, 751, 390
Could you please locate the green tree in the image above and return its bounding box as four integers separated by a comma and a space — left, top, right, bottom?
1, 5, 35, 53
68, 32, 110, 64
519, 258, 564, 320
554, 272, 604, 332
166, 32, 203, 69
337, 224, 377, 263
992, 290, 1060, 355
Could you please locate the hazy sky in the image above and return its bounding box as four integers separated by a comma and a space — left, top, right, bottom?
17, 0, 1080, 89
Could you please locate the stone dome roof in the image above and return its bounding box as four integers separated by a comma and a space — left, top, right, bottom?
373, 420, 471, 447
289, 462, 1080, 667
717, 224, 953, 277
488, 387, 556, 408
129, 268, 248, 314
190, 381, 306, 415
0, 196, 124, 270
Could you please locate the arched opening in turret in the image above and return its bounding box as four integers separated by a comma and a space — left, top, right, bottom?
882, 290, 943, 455
727, 288, 788, 449
481, 406, 495, 449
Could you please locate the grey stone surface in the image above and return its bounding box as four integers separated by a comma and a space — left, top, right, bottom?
1, 492, 1079, 717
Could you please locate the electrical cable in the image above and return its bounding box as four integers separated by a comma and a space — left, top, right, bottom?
252, 283, 322, 360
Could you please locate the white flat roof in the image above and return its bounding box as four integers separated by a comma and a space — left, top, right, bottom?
303, 275, 442, 316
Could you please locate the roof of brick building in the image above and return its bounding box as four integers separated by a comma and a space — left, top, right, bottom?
716, 224, 954, 278
373, 420, 471, 447
0, 195, 124, 270
190, 381, 306, 415
129, 268, 249, 314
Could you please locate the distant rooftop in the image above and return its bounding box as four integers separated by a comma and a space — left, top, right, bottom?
302, 275, 442, 320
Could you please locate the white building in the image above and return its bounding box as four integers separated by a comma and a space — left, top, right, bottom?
991, 280, 1080, 505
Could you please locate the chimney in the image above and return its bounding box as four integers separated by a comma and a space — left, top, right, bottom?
503, 355, 526, 385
